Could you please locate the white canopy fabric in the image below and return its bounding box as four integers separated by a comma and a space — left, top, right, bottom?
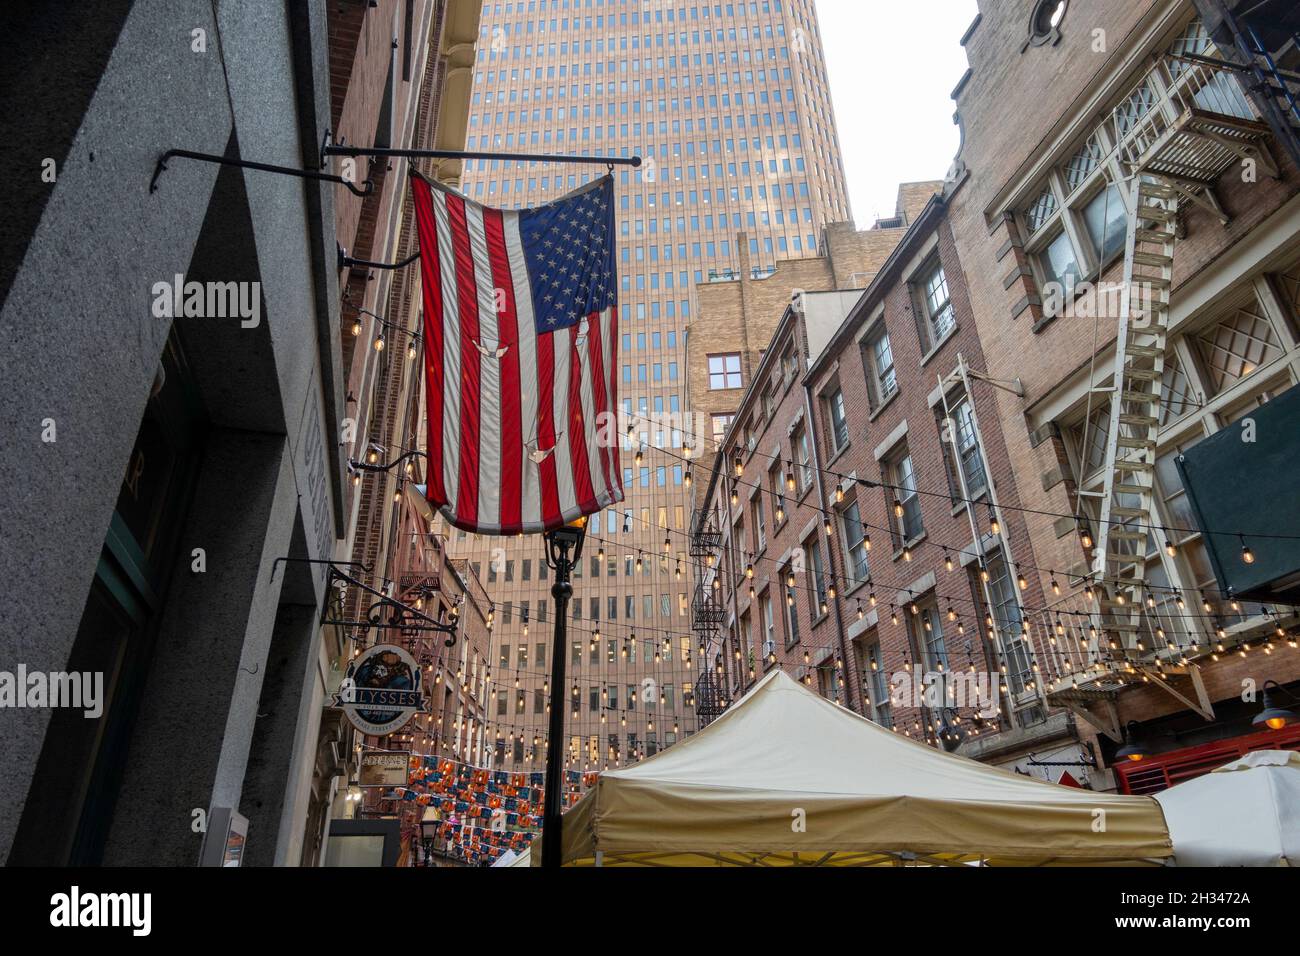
1154, 749, 1300, 866
490, 847, 532, 868
537, 670, 1171, 866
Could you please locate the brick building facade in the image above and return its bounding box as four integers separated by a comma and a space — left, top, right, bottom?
693, 0, 1300, 791
693, 191, 1090, 779
945, 0, 1300, 789
686, 184, 941, 454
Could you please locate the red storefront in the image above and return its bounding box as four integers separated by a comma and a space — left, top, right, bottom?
1115, 724, 1300, 795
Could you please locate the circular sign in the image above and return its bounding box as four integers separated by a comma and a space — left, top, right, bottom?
335, 643, 425, 736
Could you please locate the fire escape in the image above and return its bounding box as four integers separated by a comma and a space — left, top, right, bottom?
690, 521, 726, 726
1194, 0, 1300, 168
1051, 23, 1280, 734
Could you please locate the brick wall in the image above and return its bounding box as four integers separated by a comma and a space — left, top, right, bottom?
686, 205, 939, 452
945, 0, 1300, 762
695, 198, 1075, 752
803, 213, 1059, 745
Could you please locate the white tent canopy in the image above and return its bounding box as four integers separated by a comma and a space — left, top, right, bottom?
490, 847, 532, 868
538, 670, 1171, 866
1154, 749, 1300, 866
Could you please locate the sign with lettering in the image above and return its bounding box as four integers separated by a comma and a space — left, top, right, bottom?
359, 749, 413, 788
334, 644, 425, 736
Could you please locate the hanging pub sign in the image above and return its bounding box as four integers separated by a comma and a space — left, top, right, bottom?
334, 643, 426, 736
359, 750, 414, 788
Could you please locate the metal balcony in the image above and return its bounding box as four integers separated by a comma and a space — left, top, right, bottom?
1112, 48, 1276, 224
692, 584, 726, 630
693, 670, 724, 727
689, 523, 721, 559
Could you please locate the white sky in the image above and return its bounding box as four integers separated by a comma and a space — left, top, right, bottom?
817, 0, 980, 225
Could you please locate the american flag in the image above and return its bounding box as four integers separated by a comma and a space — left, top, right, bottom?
411, 171, 624, 535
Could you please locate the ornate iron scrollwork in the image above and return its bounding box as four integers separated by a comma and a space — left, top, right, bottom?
272, 558, 459, 648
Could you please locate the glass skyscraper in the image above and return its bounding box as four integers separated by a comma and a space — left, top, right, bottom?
445, 0, 850, 771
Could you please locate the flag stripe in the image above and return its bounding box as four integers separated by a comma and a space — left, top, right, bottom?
412, 177, 446, 506
551, 325, 577, 517
569, 322, 598, 512
445, 193, 481, 529
535, 326, 562, 522
483, 207, 523, 533
585, 310, 614, 500
503, 213, 543, 529
607, 304, 621, 499
434, 189, 462, 516
465, 201, 502, 528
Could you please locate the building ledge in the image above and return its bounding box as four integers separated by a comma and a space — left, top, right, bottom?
956, 709, 1074, 762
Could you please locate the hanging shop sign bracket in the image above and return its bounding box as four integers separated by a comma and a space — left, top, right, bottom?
338, 245, 421, 274
272, 557, 458, 647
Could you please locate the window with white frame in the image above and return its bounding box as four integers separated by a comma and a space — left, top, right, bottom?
806, 536, 827, 611
980, 550, 1031, 697
941, 391, 987, 499
782, 564, 801, 648
1191, 292, 1284, 397
767, 460, 784, 525
886, 448, 924, 546
761, 591, 776, 652
910, 602, 948, 673
914, 257, 955, 350
862, 637, 893, 728
840, 500, 870, 586
710, 412, 734, 447
708, 353, 742, 390
862, 324, 897, 409
824, 384, 849, 451
793, 424, 813, 492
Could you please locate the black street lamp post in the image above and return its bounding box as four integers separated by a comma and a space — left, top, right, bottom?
541, 520, 586, 868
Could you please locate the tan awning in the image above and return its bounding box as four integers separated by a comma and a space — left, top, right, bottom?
536, 670, 1171, 866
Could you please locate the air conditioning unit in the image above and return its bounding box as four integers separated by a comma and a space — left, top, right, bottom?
762, 640, 776, 657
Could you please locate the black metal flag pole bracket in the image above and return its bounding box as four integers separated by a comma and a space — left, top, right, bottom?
318, 129, 642, 171
338, 246, 422, 273
150, 138, 637, 200
149, 148, 374, 196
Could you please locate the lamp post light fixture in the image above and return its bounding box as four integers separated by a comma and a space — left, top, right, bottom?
541, 516, 587, 869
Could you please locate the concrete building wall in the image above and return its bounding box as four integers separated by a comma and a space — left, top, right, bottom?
0, 0, 345, 864
0, 0, 477, 865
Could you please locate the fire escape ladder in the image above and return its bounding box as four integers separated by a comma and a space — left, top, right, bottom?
1092, 178, 1176, 663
